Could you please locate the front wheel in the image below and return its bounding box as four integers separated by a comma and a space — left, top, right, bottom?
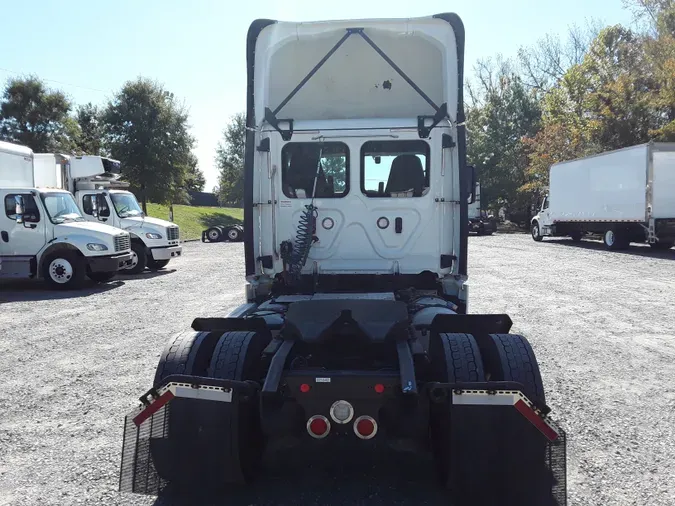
531, 222, 543, 242
125, 242, 147, 274
42, 251, 86, 289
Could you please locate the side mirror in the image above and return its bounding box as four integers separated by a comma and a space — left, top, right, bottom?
14, 195, 25, 224
467, 165, 477, 204
97, 193, 108, 218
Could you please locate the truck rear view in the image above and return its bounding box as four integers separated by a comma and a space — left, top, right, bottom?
119, 13, 566, 506
532, 143, 675, 250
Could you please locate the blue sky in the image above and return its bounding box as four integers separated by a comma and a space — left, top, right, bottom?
1, 0, 635, 191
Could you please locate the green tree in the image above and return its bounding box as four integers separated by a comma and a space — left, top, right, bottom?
466, 58, 541, 213
103, 77, 195, 211
75, 103, 105, 155
184, 153, 206, 193
216, 112, 245, 206
0, 76, 79, 152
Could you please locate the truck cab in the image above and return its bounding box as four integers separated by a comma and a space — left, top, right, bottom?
1, 141, 133, 288
33, 154, 182, 273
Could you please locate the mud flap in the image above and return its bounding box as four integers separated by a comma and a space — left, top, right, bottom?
119, 376, 257, 496
431, 384, 566, 506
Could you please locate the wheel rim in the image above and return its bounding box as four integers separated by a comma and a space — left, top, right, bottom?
126, 251, 138, 270
49, 258, 74, 284
228, 229, 238, 240
208, 229, 220, 240
605, 230, 615, 246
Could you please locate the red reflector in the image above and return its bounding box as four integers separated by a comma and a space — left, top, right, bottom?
374, 383, 385, 394
353, 415, 377, 439
514, 399, 559, 442
300, 383, 311, 393
307, 415, 330, 438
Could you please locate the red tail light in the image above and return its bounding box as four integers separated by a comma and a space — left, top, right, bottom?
353, 415, 377, 440
307, 415, 330, 439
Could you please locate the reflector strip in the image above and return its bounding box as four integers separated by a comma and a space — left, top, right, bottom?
133, 390, 174, 427
132, 381, 234, 427
451, 389, 560, 442
514, 399, 559, 442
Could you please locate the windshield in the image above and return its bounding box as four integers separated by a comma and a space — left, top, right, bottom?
111, 193, 143, 217
40, 192, 85, 224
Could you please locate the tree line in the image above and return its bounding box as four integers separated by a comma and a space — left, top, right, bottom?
0, 76, 205, 210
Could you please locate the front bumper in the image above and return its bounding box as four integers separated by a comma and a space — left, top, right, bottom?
87, 252, 133, 273
149, 245, 182, 261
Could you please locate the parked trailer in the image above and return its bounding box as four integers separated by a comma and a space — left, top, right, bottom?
0, 141, 132, 288
119, 13, 566, 506
202, 224, 244, 243
468, 181, 495, 235
532, 142, 675, 250
33, 153, 182, 272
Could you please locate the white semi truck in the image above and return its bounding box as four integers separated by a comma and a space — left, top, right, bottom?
33, 153, 182, 273
0, 141, 133, 288
120, 13, 566, 506
532, 142, 675, 250
468, 181, 495, 235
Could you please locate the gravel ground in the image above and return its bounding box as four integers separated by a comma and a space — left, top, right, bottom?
1, 236, 674, 505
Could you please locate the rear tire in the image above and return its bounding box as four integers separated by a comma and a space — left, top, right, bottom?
42, 251, 86, 289
226, 226, 243, 242
205, 331, 269, 484
569, 231, 582, 242
206, 227, 222, 242
604, 229, 629, 250
429, 333, 487, 500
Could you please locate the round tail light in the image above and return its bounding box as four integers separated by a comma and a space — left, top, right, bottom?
353, 415, 378, 440
307, 415, 330, 439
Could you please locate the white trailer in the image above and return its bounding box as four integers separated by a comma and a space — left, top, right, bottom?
0, 141, 133, 288
33, 153, 182, 273
531, 142, 675, 250
468, 181, 495, 235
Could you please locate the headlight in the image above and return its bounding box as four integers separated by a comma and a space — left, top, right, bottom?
86, 243, 108, 251
145, 233, 162, 239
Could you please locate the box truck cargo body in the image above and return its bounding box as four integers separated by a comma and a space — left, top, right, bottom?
531, 143, 675, 250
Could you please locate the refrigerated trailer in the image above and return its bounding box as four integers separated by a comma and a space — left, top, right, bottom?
119, 13, 566, 506
532, 143, 675, 250
33, 153, 182, 272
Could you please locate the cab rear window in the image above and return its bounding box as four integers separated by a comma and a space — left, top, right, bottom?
361, 140, 430, 198
281, 142, 349, 199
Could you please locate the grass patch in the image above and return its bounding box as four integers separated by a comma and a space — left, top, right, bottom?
146, 203, 243, 240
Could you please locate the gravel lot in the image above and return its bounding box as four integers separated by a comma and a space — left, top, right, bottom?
1, 235, 674, 506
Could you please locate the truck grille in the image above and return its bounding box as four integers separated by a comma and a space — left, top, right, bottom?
114, 234, 131, 252
167, 226, 179, 241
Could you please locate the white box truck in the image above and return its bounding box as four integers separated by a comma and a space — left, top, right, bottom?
531, 142, 675, 250
0, 141, 133, 289
468, 181, 495, 235
33, 153, 182, 273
